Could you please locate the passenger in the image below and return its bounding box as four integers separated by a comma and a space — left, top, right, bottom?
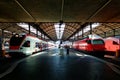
65, 45, 69, 55
58, 45, 61, 48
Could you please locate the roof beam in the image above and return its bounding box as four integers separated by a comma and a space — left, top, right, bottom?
102, 23, 114, 30
86, 0, 112, 20
14, 0, 36, 22
66, 23, 89, 40
30, 23, 54, 41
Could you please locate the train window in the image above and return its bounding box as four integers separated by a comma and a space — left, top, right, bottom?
35, 42, 39, 48
86, 40, 91, 44
22, 41, 30, 47
39, 43, 42, 48
113, 41, 119, 45
92, 39, 104, 44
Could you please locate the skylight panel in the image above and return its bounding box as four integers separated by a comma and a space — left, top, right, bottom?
54, 23, 65, 39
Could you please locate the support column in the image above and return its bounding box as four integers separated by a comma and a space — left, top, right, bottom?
82, 28, 84, 38
36, 26, 38, 37
90, 23, 92, 35
12, 32, 14, 35
74, 35, 75, 41
0, 29, 5, 57
75, 34, 77, 40
0, 37, 2, 57
104, 32, 106, 38
44, 35, 45, 40
113, 29, 115, 37
77, 32, 79, 40
43, 34, 45, 40
2, 29, 4, 43
28, 23, 31, 34
41, 33, 42, 39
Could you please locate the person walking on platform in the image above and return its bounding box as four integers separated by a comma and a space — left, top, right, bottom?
65, 45, 70, 55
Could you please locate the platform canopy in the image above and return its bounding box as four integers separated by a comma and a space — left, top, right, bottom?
0, 0, 120, 41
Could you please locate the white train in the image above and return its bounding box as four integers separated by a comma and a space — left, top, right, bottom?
9, 33, 48, 56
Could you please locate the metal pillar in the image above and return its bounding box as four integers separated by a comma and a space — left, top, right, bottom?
113, 29, 115, 37
0, 37, 2, 57
41, 33, 42, 39
77, 32, 79, 39
28, 23, 31, 34
12, 32, 14, 35
73, 35, 75, 41
44, 35, 45, 40
0, 29, 4, 57
90, 23, 92, 35
75, 34, 77, 40
82, 29, 84, 38
43, 34, 44, 40
104, 32, 106, 38
2, 29, 4, 43
36, 26, 38, 37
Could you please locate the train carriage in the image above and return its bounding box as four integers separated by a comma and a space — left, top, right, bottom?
9, 33, 48, 56
104, 37, 120, 55
73, 35, 106, 57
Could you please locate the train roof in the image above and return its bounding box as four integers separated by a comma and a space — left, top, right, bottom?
104, 37, 120, 43
11, 33, 47, 42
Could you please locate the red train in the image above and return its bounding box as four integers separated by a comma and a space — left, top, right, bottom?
73, 35, 106, 57
104, 37, 120, 55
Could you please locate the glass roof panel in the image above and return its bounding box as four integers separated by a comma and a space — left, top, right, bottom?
74, 23, 100, 38
54, 23, 65, 39
17, 23, 37, 34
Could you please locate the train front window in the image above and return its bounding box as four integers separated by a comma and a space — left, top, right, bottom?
22, 41, 30, 47
113, 41, 119, 45
10, 34, 25, 46
86, 40, 91, 44
92, 39, 104, 44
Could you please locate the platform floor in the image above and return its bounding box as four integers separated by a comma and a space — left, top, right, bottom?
0, 48, 120, 80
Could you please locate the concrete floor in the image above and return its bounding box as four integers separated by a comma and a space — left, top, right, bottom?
0, 48, 120, 80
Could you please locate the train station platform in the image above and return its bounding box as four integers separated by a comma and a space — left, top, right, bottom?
0, 48, 120, 80
0, 55, 23, 74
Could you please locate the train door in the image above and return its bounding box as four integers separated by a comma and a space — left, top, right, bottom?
35, 42, 41, 52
